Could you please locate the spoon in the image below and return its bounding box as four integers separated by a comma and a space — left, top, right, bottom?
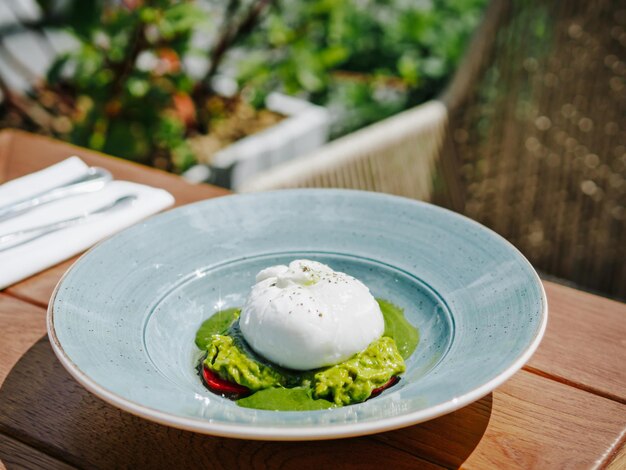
0, 167, 113, 222
0, 195, 138, 252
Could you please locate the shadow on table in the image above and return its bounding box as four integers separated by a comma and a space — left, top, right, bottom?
0, 337, 491, 469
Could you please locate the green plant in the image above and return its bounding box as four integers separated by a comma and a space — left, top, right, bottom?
238, 0, 488, 136
0, 0, 273, 172
49, 1, 210, 170
0, 0, 487, 170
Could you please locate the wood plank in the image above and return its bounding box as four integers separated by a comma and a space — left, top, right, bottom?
0, 433, 76, 470
526, 282, 626, 404
607, 441, 626, 470
0, 337, 442, 470
4, 260, 75, 308
0, 129, 16, 184
0, 295, 46, 386
1, 338, 625, 469
0, 129, 230, 304
376, 370, 626, 469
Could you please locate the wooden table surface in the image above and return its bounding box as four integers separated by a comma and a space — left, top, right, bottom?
0, 129, 624, 469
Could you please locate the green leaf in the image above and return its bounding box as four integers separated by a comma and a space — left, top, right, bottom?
159, 3, 209, 38
319, 45, 349, 67
126, 77, 150, 97
397, 53, 420, 85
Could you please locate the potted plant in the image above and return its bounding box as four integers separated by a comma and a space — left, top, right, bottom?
0, 0, 487, 193
0, 0, 329, 189
230, 0, 489, 194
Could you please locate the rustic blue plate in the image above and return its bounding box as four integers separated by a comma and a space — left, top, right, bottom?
48, 189, 547, 440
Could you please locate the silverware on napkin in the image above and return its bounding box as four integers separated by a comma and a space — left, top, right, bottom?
0, 194, 138, 252
0, 167, 112, 222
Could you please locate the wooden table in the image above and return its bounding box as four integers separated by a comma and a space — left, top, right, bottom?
1, 129, 625, 469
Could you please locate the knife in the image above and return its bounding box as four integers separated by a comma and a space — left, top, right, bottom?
0, 167, 112, 222
0, 194, 138, 252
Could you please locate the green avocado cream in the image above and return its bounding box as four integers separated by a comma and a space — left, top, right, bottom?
195, 308, 240, 349
237, 387, 335, 411
378, 299, 419, 359
313, 336, 405, 405
195, 299, 418, 411
205, 334, 285, 391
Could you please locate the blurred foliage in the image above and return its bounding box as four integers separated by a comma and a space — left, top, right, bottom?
238, 0, 488, 136
2, 0, 270, 171
1, 0, 487, 170
43, 0, 212, 170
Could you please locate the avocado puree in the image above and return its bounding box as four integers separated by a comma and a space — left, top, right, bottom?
313, 336, 405, 405
205, 334, 286, 390
237, 387, 335, 411
195, 308, 240, 349
378, 299, 419, 359
195, 299, 419, 410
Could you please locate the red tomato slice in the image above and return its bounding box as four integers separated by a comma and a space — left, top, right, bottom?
202, 366, 251, 397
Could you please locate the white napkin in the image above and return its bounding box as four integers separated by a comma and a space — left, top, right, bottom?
0, 157, 175, 289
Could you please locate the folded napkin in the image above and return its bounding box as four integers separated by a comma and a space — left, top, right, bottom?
0, 157, 175, 289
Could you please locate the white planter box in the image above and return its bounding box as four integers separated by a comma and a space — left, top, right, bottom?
184, 93, 330, 190
238, 100, 448, 202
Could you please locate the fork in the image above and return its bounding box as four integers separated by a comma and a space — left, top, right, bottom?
0, 195, 137, 253
0, 167, 112, 222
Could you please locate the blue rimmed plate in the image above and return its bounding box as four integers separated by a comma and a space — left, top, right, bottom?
48, 189, 547, 440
